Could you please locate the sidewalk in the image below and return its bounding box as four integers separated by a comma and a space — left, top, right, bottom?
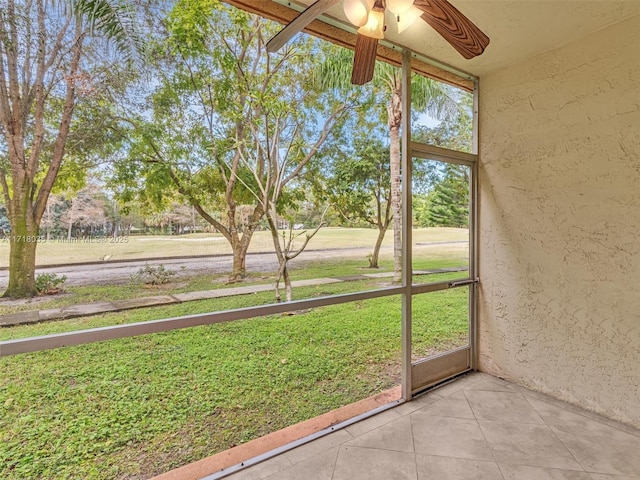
0, 268, 467, 327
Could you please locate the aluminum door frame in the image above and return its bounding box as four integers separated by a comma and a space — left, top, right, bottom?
401, 51, 479, 397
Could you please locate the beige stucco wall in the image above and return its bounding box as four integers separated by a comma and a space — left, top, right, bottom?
478, 14, 640, 427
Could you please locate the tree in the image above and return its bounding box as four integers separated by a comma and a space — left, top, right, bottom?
41, 194, 65, 240
60, 184, 107, 239
0, 0, 138, 297
413, 89, 473, 154
423, 165, 469, 227
238, 87, 347, 300
318, 51, 459, 282
111, 4, 264, 282
327, 137, 392, 268
165, 203, 198, 234
272, 221, 327, 303
413, 92, 472, 228
112, 2, 351, 283
0, 204, 9, 236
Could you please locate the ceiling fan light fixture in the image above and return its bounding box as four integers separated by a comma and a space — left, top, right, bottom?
343, 0, 371, 27
396, 5, 422, 33
357, 8, 385, 39
386, 0, 414, 15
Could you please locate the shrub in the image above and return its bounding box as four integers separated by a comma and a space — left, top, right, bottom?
35, 273, 67, 295
131, 263, 181, 286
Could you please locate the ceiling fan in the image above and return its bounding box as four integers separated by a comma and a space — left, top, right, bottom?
266, 0, 490, 85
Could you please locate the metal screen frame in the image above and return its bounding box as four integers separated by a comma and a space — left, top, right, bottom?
1, 48, 480, 405
401, 52, 479, 395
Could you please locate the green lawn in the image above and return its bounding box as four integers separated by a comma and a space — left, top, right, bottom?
0, 230, 470, 479
0, 281, 468, 479
0, 256, 467, 319
0, 227, 468, 266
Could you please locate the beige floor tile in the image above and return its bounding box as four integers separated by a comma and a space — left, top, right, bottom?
588, 474, 640, 479
265, 447, 338, 480
478, 420, 582, 470
464, 378, 515, 393
283, 429, 352, 465
411, 414, 494, 461
551, 423, 640, 476
346, 415, 414, 453
503, 382, 531, 393
499, 464, 592, 479
332, 445, 417, 480
344, 409, 403, 438
466, 390, 545, 424
431, 376, 478, 396
415, 454, 504, 480
393, 392, 442, 416
526, 397, 601, 428
416, 390, 475, 419
217, 374, 640, 480
225, 454, 293, 480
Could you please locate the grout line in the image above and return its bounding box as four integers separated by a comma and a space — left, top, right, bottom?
410, 409, 419, 480
468, 386, 506, 477
537, 422, 589, 474
520, 389, 640, 439
329, 445, 341, 480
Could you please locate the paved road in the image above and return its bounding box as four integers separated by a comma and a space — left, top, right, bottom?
0, 242, 468, 288
0, 247, 370, 288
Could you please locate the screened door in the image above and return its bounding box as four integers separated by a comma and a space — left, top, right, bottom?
408, 147, 477, 394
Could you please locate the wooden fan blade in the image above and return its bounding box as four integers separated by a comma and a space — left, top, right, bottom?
351, 34, 379, 85
413, 0, 490, 59
266, 0, 341, 53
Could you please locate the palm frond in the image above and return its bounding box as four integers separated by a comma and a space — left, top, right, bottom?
64, 0, 143, 61
411, 75, 460, 121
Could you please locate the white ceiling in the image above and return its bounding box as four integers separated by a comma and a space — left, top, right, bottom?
287, 0, 640, 78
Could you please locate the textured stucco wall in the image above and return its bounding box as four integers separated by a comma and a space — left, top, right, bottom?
478, 14, 640, 427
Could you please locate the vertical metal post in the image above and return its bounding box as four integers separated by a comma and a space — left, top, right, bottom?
472, 81, 479, 156
469, 80, 480, 371
401, 49, 413, 400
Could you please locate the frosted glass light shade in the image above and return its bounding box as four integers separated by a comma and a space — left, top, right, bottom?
387, 0, 414, 15
397, 5, 422, 33
343, 0, 370, 27
357, 8, 385, 39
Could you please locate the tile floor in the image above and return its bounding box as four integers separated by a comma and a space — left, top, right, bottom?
224, 372, 640, 480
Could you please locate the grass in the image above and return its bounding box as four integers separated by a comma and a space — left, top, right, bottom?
0, 230, 470, 479
0, 288, 468, 479
0, 227, 468, 266
0, 255, 467, 318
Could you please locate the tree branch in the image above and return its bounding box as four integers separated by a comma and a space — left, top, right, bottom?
34, 18, 84, 223
282, 103, 348, 186
285, 206, 328, 261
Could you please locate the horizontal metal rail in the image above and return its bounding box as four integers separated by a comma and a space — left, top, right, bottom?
449, 278, 479, 288
410, 276, 473, 295
410, 142, 478, 166
0, 286, 404, 357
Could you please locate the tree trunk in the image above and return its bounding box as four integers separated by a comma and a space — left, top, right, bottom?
273, 250, 293, 302
274, 258, 288, 303
0, 10, 83, 298
389, 123, 402, 283
3, 222, 39, 298
266, 210, 289, 303
192, 201, 262, 283
388, 88, 403, 283
228, 239, 249, 283
283, 264, 292, 302
369, 222, 390, 268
